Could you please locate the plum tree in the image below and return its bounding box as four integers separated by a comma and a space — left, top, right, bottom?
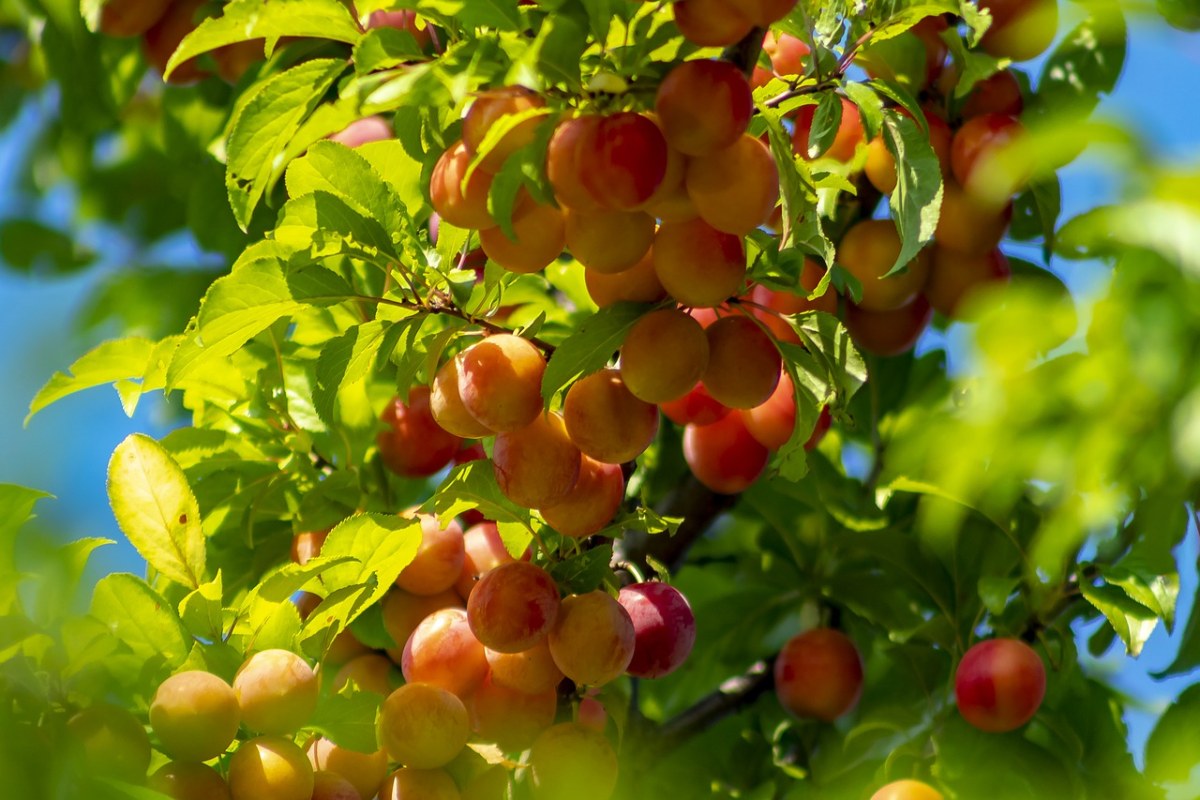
467, 561, 561, 653
548, 591, 636, 687
232, 649, 319, 735
955, 638, 1046, 732
227, 736, 314, 800
617, 582, 696, 679
149, 670, 240, 762
378, 683, 470, 769
774, 628, 864, 721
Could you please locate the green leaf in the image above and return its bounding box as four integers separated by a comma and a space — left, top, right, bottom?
1033, 5, 1126, 120
108, 434, 206, 590
0, 485, 51, 614
804, 91, 843, 160
226, 59, 348, 229
541, 303, 648, 403
90, 574, 191, 667
180, 573, 225, 641
427, 461, 533, 527
881, 111, 943, 275
1145, 682, 1200, 784
1010, 176, 1062, 262
354, 27, 427, 74
26, 338, 156, 424
309, 687, 384, 753
415, 0, 523, 31
284, 141, 425, 266
167, 0, 361, 78
0, 219, 94, 274
318, 514, 423, 611
168, 260, 355, 386
548, 544, 614, 595
314, 321, 397, 425
1079, 581, 1158, 657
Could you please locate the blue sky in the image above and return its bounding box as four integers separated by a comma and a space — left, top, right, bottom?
0, 9, 1197, 767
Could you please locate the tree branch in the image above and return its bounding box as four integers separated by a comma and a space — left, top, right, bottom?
614, 475, 737, 574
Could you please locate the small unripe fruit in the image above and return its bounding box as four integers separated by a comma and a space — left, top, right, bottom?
333, 653, 400, 697
233, 650, 318, 735
150, 670, 240, 762
380, 768, 461, 800
381, 588, 463, 660
955, 637, 1046, 733
480, 195, 566, 275
307, 738, 389, 800
378, 683, 470, 769
539, 456, 625, 539
584, 251, 667, 308
565, 208, 655, 274
228, 736, 314, 800
548, 591, 636, 687
312, 770, 362, 800
774, 628, 864, 721
149, 761, 231, 800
